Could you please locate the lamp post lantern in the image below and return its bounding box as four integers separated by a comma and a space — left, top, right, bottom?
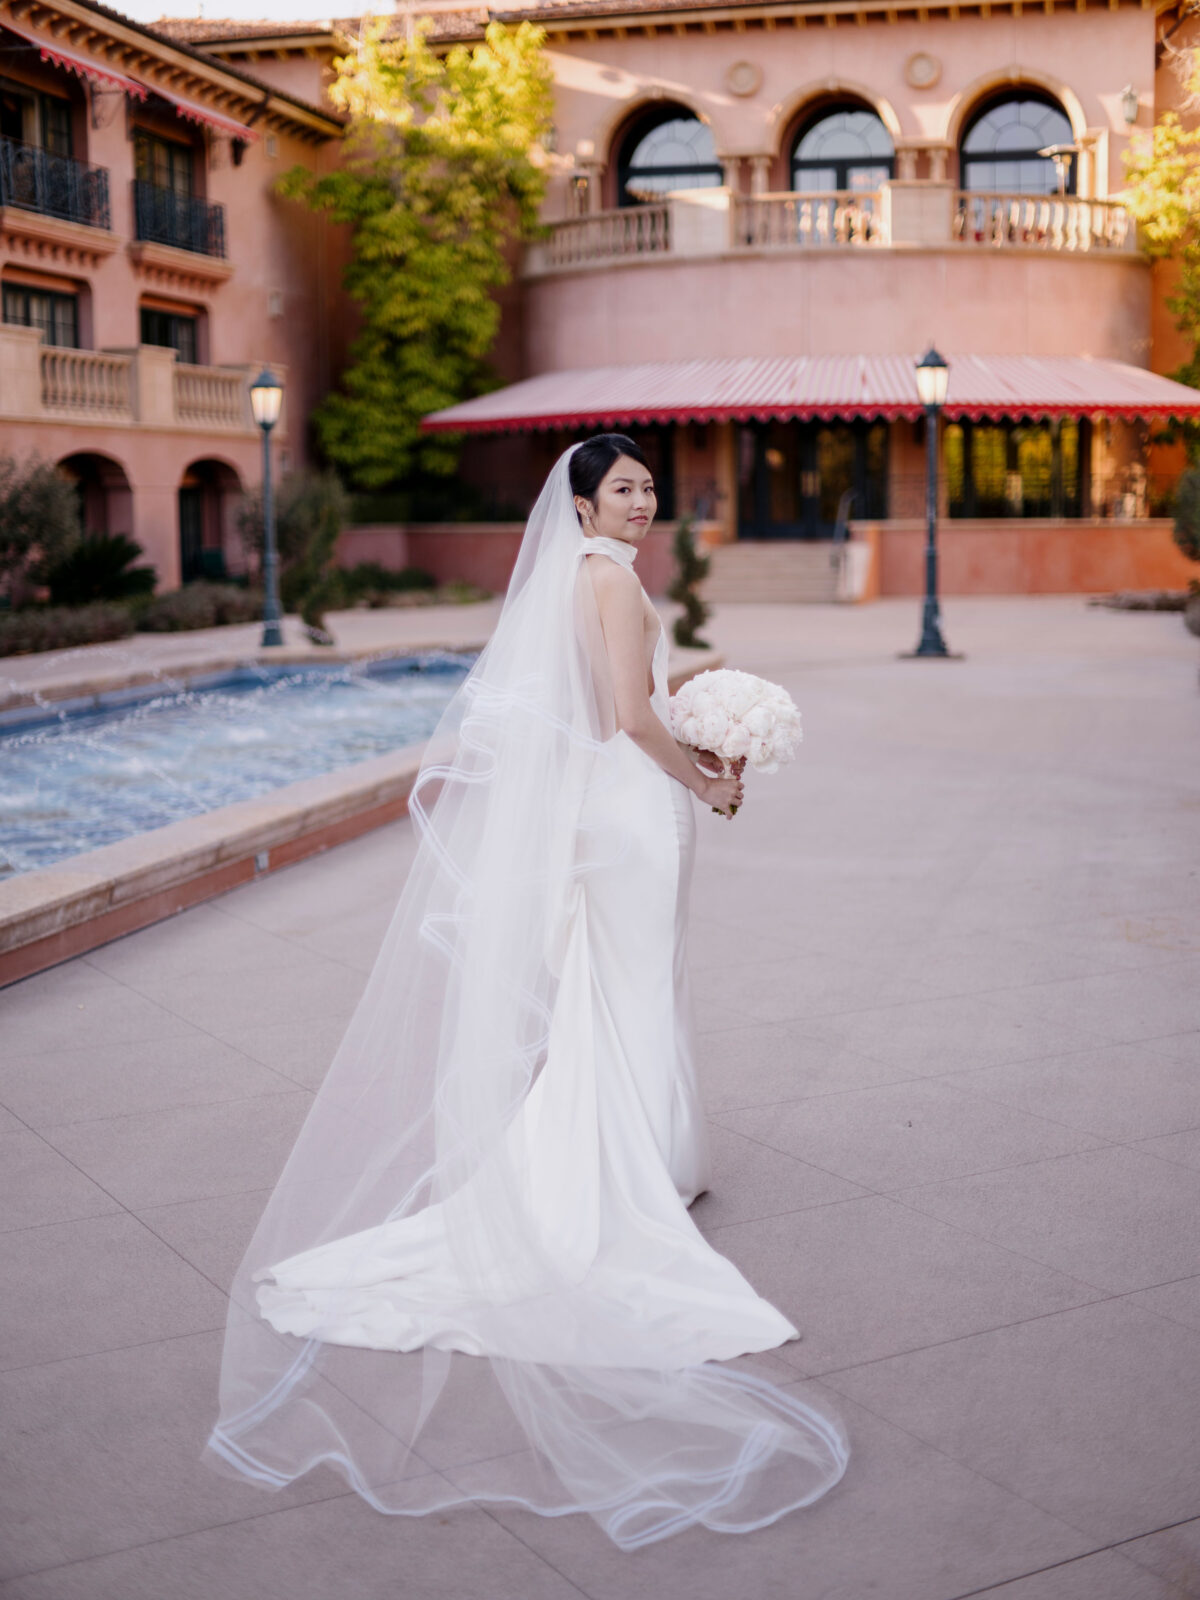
908, 345, 953, 659
250, 367, 284, 649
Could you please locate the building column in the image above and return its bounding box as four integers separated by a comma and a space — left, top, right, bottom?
748, 155, 772, 195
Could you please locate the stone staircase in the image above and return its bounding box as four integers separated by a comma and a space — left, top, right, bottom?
698, 540, 844, 604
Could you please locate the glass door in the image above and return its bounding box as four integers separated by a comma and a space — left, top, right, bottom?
737, 421, 887, 538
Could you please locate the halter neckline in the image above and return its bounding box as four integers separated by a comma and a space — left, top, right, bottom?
581, 534, 638, 569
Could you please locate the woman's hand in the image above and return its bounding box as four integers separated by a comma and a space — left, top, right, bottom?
691, 748, 747, 779
697, 768, 744, 817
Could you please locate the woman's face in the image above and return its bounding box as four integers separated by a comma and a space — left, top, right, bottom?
576, 454, 657, 544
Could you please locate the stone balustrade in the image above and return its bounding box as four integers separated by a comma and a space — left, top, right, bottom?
734, 190, 883, 250
41, 347, 133, 420
953, 192, 1134, 252
527, 182, 1137, 273
0, 325, 267, 433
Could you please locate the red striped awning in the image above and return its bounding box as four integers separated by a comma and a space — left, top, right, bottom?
141, 83, 257, 141
422, 355, 1200, 433
1, 23, 147, 99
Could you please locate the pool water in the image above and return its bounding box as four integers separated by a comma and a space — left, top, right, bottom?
0, 652, 475, 879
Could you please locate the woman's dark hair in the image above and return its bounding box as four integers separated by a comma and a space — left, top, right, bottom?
569, 433, 650, 509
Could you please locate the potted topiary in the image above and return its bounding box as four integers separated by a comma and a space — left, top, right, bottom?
1173, 470, 1200, 636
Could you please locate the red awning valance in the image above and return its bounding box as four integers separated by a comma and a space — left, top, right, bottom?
422, 355, 1200, 434
140, 83, 257, 142
1, 23, 147, 99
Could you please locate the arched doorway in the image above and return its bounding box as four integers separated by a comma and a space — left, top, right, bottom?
789, 103, 895, 194
959, 92, 1076, 194
56, 453, 133, 539
615, 105, 722, 207
178, 458, 242, 583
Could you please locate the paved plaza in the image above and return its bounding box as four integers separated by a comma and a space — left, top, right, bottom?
1, 596, 1199, 1600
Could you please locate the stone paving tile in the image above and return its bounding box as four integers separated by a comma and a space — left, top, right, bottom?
894, 1145, 1200, 1294
452, 1386, 1095, 1600
1118, 1517, 1200, 1595
940, 1040, 1200, 1143
113, 954, 367, 1038
717, 1077, 1104, 1193
707, 1196, 1101, 1375
961, 1550, 1182, 1600
793, 992, 1114, 1079
826, 1299, 1200, 1546
0, 1213, 226, 1371
0, 1031, 292, 1130
213, 1013, 355, 1091
1122, 1276, 1200, 1335
687, 1123, 867, 1229
0, 1489, 586, 1600
0, 965, 194, 1056
0, 1330, 350, 1583
134, 1188, 272, 1289
980, 959, 1200, 1051
81, 902, 308, 985
39, 1092, 312, 1211
686, 948, 944, 1026
696, 1019, 921, 1113
1131, 1126, 1200, 1174
0, 1128, 121, 1232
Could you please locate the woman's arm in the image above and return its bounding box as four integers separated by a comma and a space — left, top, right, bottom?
587, 557, 743, 814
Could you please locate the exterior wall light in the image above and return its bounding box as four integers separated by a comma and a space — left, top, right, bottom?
1121, 85, 1139, 126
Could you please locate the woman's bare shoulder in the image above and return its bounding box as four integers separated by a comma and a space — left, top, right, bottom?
583, 552, 641, 594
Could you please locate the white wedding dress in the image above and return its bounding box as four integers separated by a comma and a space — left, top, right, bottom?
253, 544, 797, 1368
204, 458, 848, 1549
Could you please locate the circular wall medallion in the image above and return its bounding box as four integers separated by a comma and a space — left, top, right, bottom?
905, 52, 941, 89
726, 60, 763, 98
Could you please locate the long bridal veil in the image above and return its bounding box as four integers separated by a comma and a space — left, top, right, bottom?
202, 445, 848, 1549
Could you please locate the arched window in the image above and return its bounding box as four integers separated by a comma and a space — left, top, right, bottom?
790, 105, 894, 193
960, 94, 1075, 194
616, 109, 721, 206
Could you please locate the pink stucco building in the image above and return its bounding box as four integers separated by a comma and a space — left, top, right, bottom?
0, 0, 345, 589
6, 0, 1200, 596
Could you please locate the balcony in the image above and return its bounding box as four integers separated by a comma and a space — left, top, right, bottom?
0, 136, 111, 230
0, 325, 271, 436
132, 179, 225, 259
526, 183, 1137, 275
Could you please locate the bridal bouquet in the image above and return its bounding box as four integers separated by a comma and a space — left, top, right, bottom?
669, 669, 802, 817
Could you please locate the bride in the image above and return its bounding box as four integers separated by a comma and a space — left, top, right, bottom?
203, 436, 849, 1549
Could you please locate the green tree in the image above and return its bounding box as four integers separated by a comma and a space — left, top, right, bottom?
279, 18, 553, 489
0, 453, 82, 600
1122, 52, 1200, 457
238, 469, 351, 638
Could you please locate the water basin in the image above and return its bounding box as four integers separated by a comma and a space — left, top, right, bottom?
0, 651, 475, 879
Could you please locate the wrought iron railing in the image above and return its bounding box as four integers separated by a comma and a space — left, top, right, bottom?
0, 137, 111, 230
132, 179, 226, 258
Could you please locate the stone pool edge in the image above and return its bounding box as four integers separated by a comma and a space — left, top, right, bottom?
0, 648, 723, 987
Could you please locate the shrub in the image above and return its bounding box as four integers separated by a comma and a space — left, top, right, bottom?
0, 454, 82, 598
238, 470, 350, 636
1174, 468, 1200, 564
135, 582, 262, 633
43, 533, 156, 606
0, 602, 134, 657
667, 517, 712, 649
339, 562, 437, 606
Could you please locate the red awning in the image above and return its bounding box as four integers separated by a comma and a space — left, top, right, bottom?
1, 23, 147, 99
140, 83, 257, 142
422, 354, 1200, 433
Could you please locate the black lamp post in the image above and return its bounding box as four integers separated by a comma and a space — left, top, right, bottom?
250, 367, 284, 649
907, 346, 953, 659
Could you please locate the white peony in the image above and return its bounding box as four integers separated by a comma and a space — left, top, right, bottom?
669, 667, 802, 783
